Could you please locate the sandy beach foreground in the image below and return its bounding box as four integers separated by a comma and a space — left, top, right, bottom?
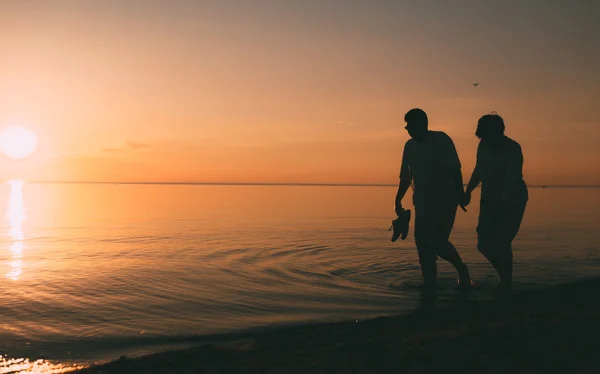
77, 278, 600, 374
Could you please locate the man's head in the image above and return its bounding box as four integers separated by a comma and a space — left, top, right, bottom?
476, 113, 505, 146
404, 108, 428, 142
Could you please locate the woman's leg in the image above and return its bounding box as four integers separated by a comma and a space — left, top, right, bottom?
477, 202, 506, 285
478, 200, 527, 289
497, 201, 527, 290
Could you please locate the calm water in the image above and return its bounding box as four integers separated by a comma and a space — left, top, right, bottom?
0, 182, 599, 371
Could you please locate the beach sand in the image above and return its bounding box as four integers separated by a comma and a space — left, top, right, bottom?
77, 278, 600, 373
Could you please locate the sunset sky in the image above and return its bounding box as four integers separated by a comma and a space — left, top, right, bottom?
0, 0, 598, 185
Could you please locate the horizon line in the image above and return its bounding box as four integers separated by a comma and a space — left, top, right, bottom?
5, 180, 600, 188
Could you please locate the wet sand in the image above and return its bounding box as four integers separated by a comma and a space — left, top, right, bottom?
77, 278, 600, 374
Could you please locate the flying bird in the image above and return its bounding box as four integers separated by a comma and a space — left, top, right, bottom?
473, 82, 480, 87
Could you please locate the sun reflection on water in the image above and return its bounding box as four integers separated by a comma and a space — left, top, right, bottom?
0, 355, 83, 373
5, 180, 26, 280
2, 183, 87, 373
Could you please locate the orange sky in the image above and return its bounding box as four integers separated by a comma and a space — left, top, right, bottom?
1, 1, 598, 185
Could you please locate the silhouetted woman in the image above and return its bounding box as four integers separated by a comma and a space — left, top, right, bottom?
463, 114, 528, 291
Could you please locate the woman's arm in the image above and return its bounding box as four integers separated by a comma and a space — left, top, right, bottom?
465, 169, 481, 195
501, 142, 524, 201
463, 141, 483, 206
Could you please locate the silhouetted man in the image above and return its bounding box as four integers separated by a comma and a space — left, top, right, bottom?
395, 108, 472, 290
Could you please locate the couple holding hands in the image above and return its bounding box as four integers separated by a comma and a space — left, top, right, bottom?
392, 108, 528, 292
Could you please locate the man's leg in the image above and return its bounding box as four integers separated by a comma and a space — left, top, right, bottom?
437, 242, 471, 285
415, 214, 437, 289
433, 205, 472, 285
499, 248, 513, 290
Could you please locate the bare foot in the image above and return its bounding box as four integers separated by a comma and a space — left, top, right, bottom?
455, 280, 478, 290
493, 280, 512, 294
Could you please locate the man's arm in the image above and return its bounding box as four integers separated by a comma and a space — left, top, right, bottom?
451, 168, 467, 211
396, 143, 411, 215
443, 133, 466, 211
395, 178, 412, 215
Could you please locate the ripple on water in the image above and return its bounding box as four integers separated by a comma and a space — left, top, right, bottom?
0, 185, 598, 367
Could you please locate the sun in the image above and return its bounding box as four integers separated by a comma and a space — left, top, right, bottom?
0, 126, 39, 160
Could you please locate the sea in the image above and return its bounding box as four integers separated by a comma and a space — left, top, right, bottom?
0, 182, 598, 372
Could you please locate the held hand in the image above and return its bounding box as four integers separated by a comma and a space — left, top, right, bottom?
462, 191, 472, 207
456, 191, 469, 212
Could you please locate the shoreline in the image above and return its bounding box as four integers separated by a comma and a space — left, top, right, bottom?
14, 181, 600, 188
77, 277, 600, 373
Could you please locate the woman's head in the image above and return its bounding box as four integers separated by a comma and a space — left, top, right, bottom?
476, 113, 505, 145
